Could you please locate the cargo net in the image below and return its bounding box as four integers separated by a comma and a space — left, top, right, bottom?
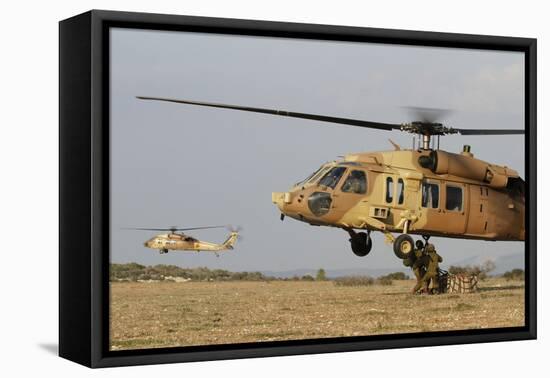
438, 269, 479, 294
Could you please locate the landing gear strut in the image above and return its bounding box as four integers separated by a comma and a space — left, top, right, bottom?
347, 229, 372, 257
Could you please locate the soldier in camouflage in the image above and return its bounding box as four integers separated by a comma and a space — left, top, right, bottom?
406, 240, 426, 294
422, 243, 443, 294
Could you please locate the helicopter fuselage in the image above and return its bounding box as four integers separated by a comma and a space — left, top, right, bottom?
144, 231, 239, 253
272, 148, 525, 242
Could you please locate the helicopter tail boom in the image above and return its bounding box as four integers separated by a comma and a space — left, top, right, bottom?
222, 232, 239, 250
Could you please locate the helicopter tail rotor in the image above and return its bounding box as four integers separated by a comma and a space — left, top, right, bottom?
226, 225, 243, 233
226, 225, 244, 241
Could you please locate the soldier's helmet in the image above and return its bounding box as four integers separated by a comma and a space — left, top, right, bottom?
415, 240, 424, 249
426, 243, 435, 252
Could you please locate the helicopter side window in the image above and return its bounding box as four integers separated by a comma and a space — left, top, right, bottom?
318, 167, 347, 189
446, 185, 463, 212
422, 181, 439, 208
397, 178, 405, 205
385, 177, 394, 203
341, 170, 367, 194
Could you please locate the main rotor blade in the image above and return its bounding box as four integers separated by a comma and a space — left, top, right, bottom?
123, 226, 226, 231
174, 226, 227, 231
137, 96, 401, 131
454, 128, 525, 135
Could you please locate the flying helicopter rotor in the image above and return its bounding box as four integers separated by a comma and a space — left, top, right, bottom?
226, 225, 243, 233
403, 106, 452, 124
226, 225, 244, 241
123, 225, 226, 234
136, 96, 524, 150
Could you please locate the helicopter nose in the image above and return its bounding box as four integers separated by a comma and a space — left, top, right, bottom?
272, 192, 294, 213
272, 192, 285, 211
272, 191, 305, 219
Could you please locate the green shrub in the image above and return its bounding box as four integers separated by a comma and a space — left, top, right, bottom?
316, 268, 327, 281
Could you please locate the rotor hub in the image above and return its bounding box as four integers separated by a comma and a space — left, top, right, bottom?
400, 122, 457, 136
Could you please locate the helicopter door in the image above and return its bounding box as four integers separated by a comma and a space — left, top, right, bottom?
419, 179, 447, 233
441, 183, 467, 234
466, 185, 489, 236
330, 169, 368, 222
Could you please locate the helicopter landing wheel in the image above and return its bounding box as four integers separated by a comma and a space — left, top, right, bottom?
393, 234, 415, 259
348, 230, 372, 257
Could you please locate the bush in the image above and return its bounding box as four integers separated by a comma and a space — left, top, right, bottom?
333, 276, 374, 287
376, 277, 393, 286
379, 272, 409, 281
301, 275, 315, 281
502, 269, 525, 281
316, 268, 327, 281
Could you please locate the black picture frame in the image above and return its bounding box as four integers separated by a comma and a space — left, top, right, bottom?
59, 9, 537, 368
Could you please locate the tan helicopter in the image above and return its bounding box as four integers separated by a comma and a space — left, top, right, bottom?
127, 226, 240, 255
136, 96, 524, 262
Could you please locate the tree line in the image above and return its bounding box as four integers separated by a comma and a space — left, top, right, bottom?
110, 264, 408, 283
110, 263, 524, 283
110, 263, 270, 282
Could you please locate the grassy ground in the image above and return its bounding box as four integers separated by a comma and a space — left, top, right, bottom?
109, 278, 524, 350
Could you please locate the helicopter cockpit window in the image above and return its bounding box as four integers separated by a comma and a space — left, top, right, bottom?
385, 177, 394, 203
422, 181, 439, 208
307, 166, 331, 184
397, 178, 405, 205
446, 185, 463, 211
296, 166, 325, 186
341, 170, 367, 194
318, 167, 347, 189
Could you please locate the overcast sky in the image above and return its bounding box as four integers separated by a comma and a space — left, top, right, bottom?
109, 28, 525, 272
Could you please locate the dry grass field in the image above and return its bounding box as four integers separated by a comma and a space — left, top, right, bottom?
110, 278, 524, 350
